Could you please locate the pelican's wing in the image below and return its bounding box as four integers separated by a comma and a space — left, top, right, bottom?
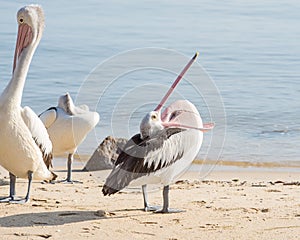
103, 128, 185, 195
22, 106, 53, 168
77, 104, 89, 111
38, 107, 57, 129
72, 104, 91, 115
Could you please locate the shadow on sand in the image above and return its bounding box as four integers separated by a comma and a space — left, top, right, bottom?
0, 209, 124, 227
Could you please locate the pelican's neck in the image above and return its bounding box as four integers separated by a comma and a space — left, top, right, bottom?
1, 45, 36, 108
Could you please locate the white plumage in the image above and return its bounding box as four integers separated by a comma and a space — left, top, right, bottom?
129, 100, 204, 186
39, 92, 99, 182
0, 5, 56, 203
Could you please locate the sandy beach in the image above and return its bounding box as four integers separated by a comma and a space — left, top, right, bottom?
0, 165, 299, 240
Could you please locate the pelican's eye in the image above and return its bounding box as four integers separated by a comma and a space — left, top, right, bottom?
151, 114, 157, 120
19, 18, 24, 24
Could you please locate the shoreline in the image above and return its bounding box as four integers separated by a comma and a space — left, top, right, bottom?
49, 155, 300, 174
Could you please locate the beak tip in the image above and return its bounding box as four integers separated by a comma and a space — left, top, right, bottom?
193, 52, 199, 60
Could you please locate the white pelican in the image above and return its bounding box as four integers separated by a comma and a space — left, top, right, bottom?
39, 93, 100, 183
0, 5, 57, 203
102, 53, 214, 213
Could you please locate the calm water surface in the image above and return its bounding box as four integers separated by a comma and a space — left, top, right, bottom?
0, 0, 299, 168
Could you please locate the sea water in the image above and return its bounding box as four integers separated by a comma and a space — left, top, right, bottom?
0, 0, 299, 170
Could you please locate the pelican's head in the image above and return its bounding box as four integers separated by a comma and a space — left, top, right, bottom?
58, 92, 75, 115
140, 111, 164, 139
161, 100, 202, 128
140, 100, 214, 140
13, 5, 45, 71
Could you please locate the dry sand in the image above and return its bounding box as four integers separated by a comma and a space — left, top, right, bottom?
0, 165, 299, 240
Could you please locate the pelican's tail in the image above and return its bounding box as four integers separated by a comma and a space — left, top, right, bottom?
102, 166, 143, 196
102, 184, 118, 196
102, 168, 131, 196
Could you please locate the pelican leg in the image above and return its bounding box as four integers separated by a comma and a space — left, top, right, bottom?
59, 153, 82, 184
142, 184, 160, 211
0, 172, 16, 202
67, 153, 73, 181
155, 185, 185, 214
9, 171, 33, 204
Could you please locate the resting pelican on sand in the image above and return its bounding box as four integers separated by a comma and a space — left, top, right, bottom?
0, 5, 57, 203
39, 93, 99, 183
103, 53, 214, 213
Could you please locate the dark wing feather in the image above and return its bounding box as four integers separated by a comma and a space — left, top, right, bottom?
33, 137, 53, 168
102, 128, 185, 195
